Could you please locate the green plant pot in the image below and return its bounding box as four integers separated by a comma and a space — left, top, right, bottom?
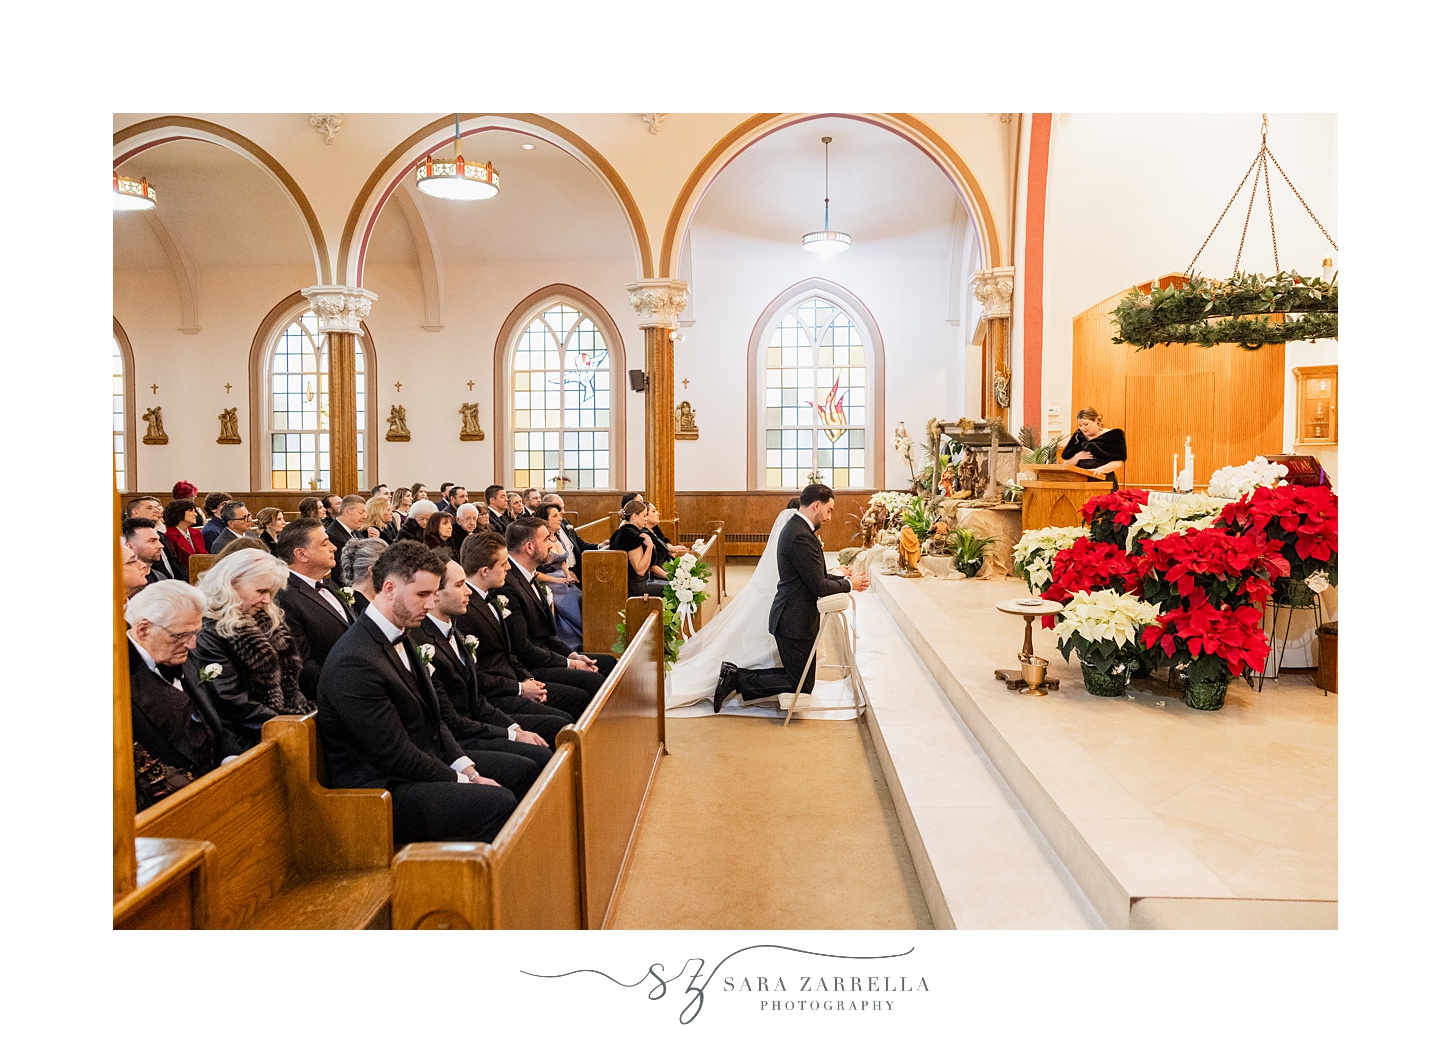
955, 557, 983, 578
1274, 577, 1318, 608
1081, 659, 1131, 698
1182, 676, 1229, 711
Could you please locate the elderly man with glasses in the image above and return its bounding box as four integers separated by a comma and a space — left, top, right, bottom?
125, 580, 244, 809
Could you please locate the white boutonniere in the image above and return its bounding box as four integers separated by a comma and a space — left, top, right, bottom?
336, 586, 356, 607
463, 634, 479, 661
199, 663, 222, 683
536, 581, 554, 606
417, 643, 435, 674
495, 595, 511, 620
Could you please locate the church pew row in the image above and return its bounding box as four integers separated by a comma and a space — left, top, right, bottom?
392, 598, 666, 930
578, 520, 725, 653
115, 715, 394, 930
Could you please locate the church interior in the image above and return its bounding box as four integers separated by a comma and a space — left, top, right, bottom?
109, 110, 1343, 951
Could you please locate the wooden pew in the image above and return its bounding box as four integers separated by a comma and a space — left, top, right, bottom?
187, 553, 216, 585
580, 548, 629, 654
116, 715, 394, 929
573, 514, 615, 546
391, 745, 582, 929
561, 597, 666, 929
390, 599, 666, 930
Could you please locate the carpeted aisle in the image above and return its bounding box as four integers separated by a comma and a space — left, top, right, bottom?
607, 713, 934, 930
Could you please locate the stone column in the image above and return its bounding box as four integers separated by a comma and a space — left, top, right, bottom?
304, 285, 378, 497
626, 279, 690, 525
972, 267, 1015, 425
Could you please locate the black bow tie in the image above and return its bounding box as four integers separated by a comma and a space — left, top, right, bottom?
155, 662, 184, 683
389, 634, 406, 647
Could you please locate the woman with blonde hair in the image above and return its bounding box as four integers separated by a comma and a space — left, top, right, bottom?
1059, 406, 1127, 490
365, 494, 396, 543
390, 486, 413, 531
193, 547, 311, 747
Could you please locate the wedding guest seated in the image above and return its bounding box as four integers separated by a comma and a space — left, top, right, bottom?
210, 500, 253, 552
121, 538, 150, 601
256, 507, 287, 558
483, 484, 510, 534
521, 487, 543, 517
297, 496, 323, 521
533, 502, 583, 651
451, 502, 480, 556
503, 518, 615, 697
127, 581, 243, 810
366, 494, 397, 543
643, 500, 687, 560
398, 498, 436, 542
609, 500, 667, 597
315, 540, 517, 845
339, 536, 388, 604
455, 531, 582, 738
275, 518, 356, 701
123, 495, 164, 525
443, 484, 469, 516
200, 492, 232, 550
171, 480, 199, 502
542, 493, 600, 558
424, 510, 457, 562
506, 491, 526, 522
389, 487, 413, 533
411, 557, 553, 799
124, 516, 181, 584
162, 498, 207, 571
194, 547, 312, 748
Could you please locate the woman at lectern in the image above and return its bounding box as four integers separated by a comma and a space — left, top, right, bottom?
1060, 407, 1127, 490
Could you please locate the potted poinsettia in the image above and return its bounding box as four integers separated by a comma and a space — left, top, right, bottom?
1080, 488, 1150, 549
1040, 537, 1149, 620
1013, 525, 1089, 595
1054, 589, 1159, 698
1123, 493, 1225, 552
1135, 526, 1282, 614
1141, 589, 1272, 710
1217, 483, 1338, 607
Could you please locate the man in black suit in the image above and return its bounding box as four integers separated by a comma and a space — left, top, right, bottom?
123, 495, 164, 525
435, 482, 455, 512
125, 581, 244, 809
315, 540, 516, 845
414, 558, 554, 793
456, 531, 584, 733
522, 487, 542, 517
501, 518, 616, 699
718, 484, 868, 712
483, 484, 511, 535
121, 538, 151, 601
325, 494, 378, 583
275, 518, 357, 701
442, 484, 469, 517
123, 517, 180, 583
210, 500, 252, 552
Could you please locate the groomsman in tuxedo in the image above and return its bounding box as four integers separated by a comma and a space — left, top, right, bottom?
413, 558, 554, 795
123, 517, 180, 583
275, 518, 357, 701
501, 518, 615, 697
315, 540, 516, 845
456, 531, 585, 731
483, 484, 511, 535
125, 581, 243, 809
718, 484, 868, 712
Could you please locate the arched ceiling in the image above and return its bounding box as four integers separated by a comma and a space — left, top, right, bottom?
363, 129, 638, 268
113, 138, 315, 271
688, 115, 968, 257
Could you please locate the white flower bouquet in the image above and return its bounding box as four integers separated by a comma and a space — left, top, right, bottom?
1013, 526, 1089, 594
1124, 494, 1226, 552
1207, 456, 1288, 500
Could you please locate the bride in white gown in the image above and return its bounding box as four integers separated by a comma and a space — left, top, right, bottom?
665, 509, 859, 717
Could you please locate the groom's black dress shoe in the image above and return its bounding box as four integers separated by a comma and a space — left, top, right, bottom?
714, 662, 739, 713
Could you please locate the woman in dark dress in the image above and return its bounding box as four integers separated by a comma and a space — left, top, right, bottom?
1060, 406, 1127, 490
256, 507, 287, 558
608, 500, 667, 597
424, 510, 457, 561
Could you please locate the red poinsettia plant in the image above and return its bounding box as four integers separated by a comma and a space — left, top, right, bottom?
1136, 526, 1286, 612
1217, 483, 1338, 586
1080, 488, 1151, 548
1040, 537, 1150, 628
1141, 588, 1272, 685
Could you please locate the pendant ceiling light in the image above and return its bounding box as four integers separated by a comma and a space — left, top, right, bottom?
416, 114, 500, 200
802, 135, 850, 254
113, 171, 156, 211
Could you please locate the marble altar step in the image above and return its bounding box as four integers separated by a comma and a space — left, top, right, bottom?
846, 590, 1104, 929
867, 571, 1337, 930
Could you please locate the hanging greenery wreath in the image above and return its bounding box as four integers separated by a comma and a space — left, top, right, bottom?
1112, 270, 1337, 350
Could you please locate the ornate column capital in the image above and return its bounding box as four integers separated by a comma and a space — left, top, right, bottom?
303, 285, 379, 335
971, 267, 1015, 319
626, 279, 690, 328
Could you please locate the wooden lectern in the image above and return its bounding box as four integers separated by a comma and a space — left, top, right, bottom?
1020, 463, 1111, 531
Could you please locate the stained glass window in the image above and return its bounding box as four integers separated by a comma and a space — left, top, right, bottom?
510, 302, 612, 490
762, 295, 868, 489
113, 336, 127, 492
266, 310, 365, 490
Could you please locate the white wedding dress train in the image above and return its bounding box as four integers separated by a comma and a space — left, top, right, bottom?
664, 509, 862, 718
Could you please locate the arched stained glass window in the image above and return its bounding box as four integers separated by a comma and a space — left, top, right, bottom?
509, 302, 613, 489
266, 310, 365, 490
113, 335, 127, 491
762, 295, 869, 489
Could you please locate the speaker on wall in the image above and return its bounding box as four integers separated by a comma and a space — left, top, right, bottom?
628, 369, 648, 392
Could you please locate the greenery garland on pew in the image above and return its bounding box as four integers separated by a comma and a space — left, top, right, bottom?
1112, 270, 1337, 350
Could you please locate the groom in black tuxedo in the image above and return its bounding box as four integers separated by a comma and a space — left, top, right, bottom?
315, 540, 516, 845
717, 484, 868, 712
275, 518, 357, 702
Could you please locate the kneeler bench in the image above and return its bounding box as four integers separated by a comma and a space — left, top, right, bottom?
118, 714, 394, 930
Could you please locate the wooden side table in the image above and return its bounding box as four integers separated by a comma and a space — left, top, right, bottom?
994, 598, 1064, 696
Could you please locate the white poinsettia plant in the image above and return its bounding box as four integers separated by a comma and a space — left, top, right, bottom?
1013, 526, 1089, 594
1054, 589, 1159, 666
1207, 456, 1288, 500
1124, 494, 1226, 551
